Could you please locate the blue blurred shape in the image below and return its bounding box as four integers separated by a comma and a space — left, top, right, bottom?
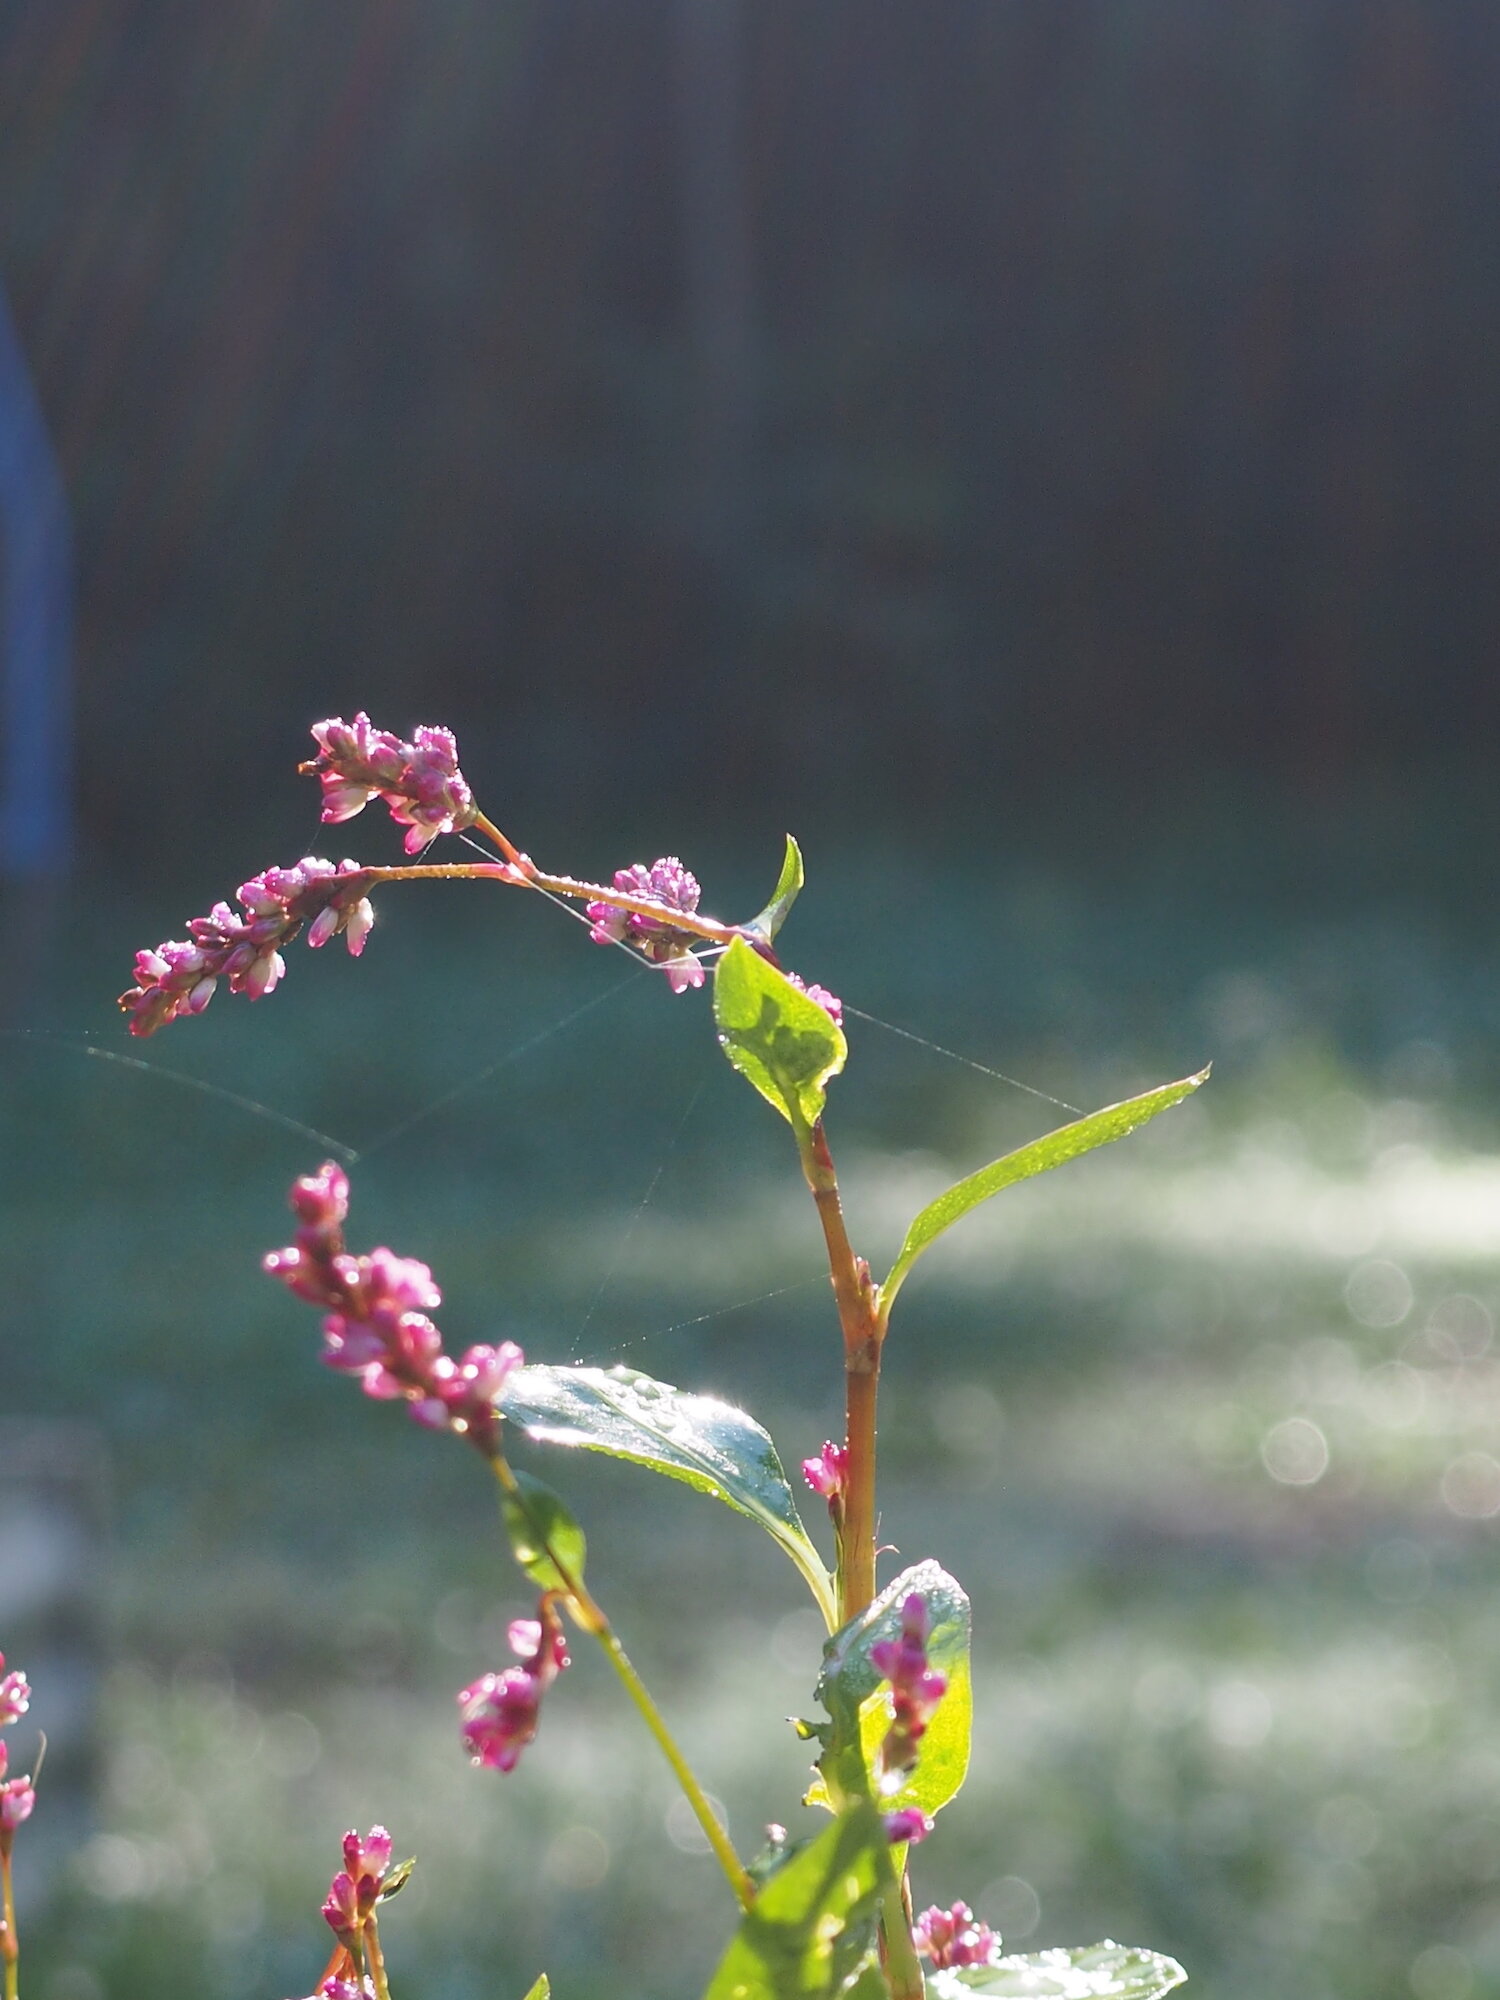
0, 283, 73, 877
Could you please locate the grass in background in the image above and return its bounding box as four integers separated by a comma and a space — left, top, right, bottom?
7, 797, 1500, 1999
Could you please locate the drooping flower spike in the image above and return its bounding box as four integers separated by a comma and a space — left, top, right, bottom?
264, 1162, 523, 1448
119, 858, 376, 1036
304, 713, 478, 853
457, 1592, 572, 1774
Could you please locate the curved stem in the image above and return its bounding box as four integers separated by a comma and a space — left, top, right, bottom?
488, 1455, 754, 1910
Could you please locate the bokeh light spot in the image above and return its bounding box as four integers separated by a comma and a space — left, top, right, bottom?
1345, 1260, 1414, 1329
1441, 1453, 1500, 1519
1261, 1417, 1329, 1485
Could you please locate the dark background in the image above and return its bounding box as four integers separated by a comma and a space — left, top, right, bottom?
4, 0, 1499, 860
4, 6, 1500, 2000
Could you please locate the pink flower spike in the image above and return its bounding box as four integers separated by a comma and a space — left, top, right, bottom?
913, 1902, 1000, 1970
871, 1593, 948, 1789
305, 714, 477, 849
120, 858, 379, 1035
267, 1167, 522, 1449
457, 1667, 544, 1772
786, 973, 844, 1027
0, 1774, 34, 1832
0, 1659, 30, 1727
457, 1594, 570, 1772
586, 856, 709, 990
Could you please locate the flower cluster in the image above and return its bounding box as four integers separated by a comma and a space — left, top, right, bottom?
457, 1594, 571, 1773
263, 1162, 522, 1448
587, 856, 706, 992
913, 1900, 1001, 1970
119, 857, 375, 1037
801, 1440, 849, 1505
870, 1593, 948, 1792
305, 713, 477, 853
0, 1652, 34, 1845
322, 1825, 394, 1944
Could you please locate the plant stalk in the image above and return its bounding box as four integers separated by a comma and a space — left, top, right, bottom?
488, 1456, 754, 1910
363, 1915, 393, 2000
797, 1118, 882, 1624
0, 1842, 16, 2000
878, 1874, 927, 2000
364, 856, 750, 951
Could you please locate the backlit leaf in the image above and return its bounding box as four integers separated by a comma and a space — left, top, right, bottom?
881, 1070, 1209, 1313
745, 834, 805, 942
926, 1941, 1187, 1998
714, 935, 847, 1130
808, 1561, 971, 1821
700, 1802, 887, 2000
504, 1363, 836, 1627
500, 1469, 587, 1591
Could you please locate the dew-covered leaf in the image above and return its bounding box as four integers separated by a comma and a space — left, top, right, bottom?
926, 1941, 1187, 1998
714, 935, 847, 1130
745, 834, 805, 942
505, 1363, 835, 1625
808, 1560, 971, 1821
500, 1469, 587, 1591
700, 1801, 886, 2000
881, 1070, 1209, 1312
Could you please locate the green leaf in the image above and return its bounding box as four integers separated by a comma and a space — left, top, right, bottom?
839, 1959, 890, 2000
713, 935, 847, 1131
745, 834, 806, 942
500, 1469, 587, 1591
926, 1941, 1187, 1998
519, 1979, 551, 2000
808, 1561, 971, 1821
375, 1855, 417, 1901
504, 1363, 836, 1628
881, 1069, 1210, 1313
700, 1802, 887, 2000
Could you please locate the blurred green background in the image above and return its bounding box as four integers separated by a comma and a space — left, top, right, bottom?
5, 6, 1500, 1999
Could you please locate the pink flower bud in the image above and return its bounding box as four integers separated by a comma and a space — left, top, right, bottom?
0, 1774, 35, 1831
321, 1868, 361, 1939
884, 1808, 933, 1845
0, 1659, 31, 1727
801, 1441, 848, 1502
786, 973, 843, 1026
341, 1824, 392, 1896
